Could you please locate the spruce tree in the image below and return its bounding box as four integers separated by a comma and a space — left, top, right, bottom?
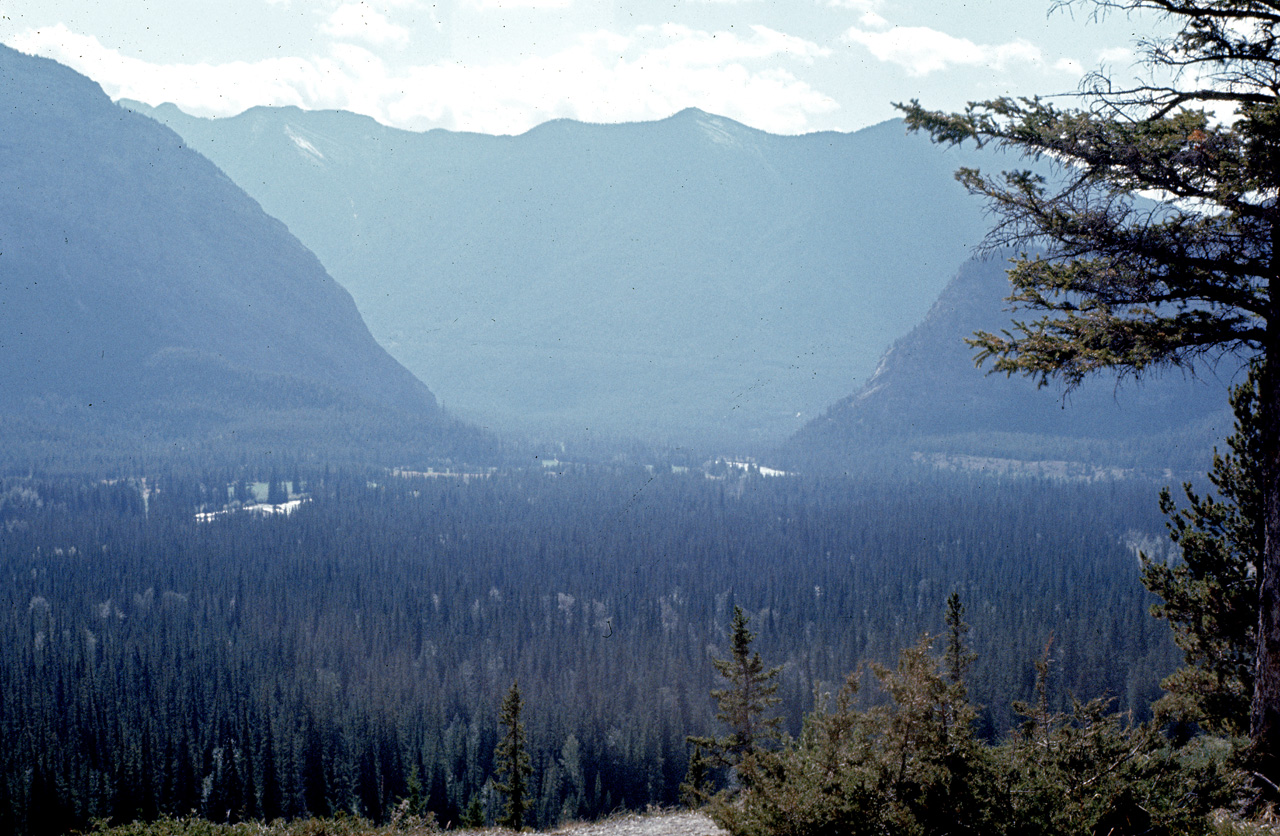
494, 681, 532, 830
944, 592, 977, 689
462, 794, 486, 829
900, 0, 1280, 776
942, 592, 978, 746
404, 762, 427, 818
690, 606, 782, 771
1145, 365, 1262, 736
267, 473, 287, 506
680, 745, 710, 808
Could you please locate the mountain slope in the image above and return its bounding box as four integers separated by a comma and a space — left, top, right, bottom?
0, 46, 481, 466
131, 103, 992, 448
783, 255, 1239, 475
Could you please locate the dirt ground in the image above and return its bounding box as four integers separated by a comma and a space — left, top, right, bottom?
548, 811, 727, 836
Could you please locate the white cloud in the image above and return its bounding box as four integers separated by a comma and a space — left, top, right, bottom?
6, 21, 839, 135
470, 0, 574, 8
843, 24, 1041, 76
637, 24, 830, 66
1054, 57, 1083, 75
322, 3, 411, 48
389, 25, 836, 133
826, 0, 882, 10
858, 11, 889, 29
7, 25, 401, 122
1096, 46, 1135, 66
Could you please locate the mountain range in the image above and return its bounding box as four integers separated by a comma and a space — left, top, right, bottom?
0, 45, 485, 467
0, 43, 1241, 473
783, 254, 1240, 477
129, 101, 993, 449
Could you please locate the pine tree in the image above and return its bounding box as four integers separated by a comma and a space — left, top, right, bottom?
493, 681, 532, 830
690, 606, 782, 772
267, 474, 287, 507
404, 762, 427, 818
900, 0, 1280, 777
461, 794, 485, 829
944, 592, 977, 689
1145, 365, 1262, 736
942, 593, 978, 746
679, 745, 710, 808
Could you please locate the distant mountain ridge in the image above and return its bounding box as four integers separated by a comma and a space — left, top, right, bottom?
783, 255, 1239, 476
0, 45, 483, 466
130, 101, 993, 448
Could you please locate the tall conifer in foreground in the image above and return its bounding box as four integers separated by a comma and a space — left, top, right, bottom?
900, 0, 1280, 777
494, 681, 532, 830
690, 606, 782, 775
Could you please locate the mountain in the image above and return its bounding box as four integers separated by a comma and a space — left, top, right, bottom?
129, 102, 993, 449
0, 46, 484, 467
782, 255, 1240, 476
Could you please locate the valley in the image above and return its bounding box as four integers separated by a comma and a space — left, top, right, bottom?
0, 30, 1261, 836
0, 463, 1180, 834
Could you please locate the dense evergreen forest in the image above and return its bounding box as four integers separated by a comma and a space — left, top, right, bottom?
0, 463, 1179, 835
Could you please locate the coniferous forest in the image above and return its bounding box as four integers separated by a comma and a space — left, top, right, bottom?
0, 462, 1181, 835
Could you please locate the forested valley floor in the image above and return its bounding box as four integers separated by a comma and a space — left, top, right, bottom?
0, 462, 1180, 835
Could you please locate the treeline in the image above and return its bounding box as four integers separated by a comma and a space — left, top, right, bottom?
0, 464, 1178, 834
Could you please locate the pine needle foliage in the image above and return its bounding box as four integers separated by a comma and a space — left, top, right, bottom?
1145, 365, 1263, 737
944, 592, 977, 689
679, 745, 711, 808
688, 606, 783, 773
493, 681, 532, 831
712, 609, 1241, 836
460, 796, 485, 830
897, 0, 1280, 774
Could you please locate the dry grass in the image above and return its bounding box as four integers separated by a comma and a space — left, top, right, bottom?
71, 807, 722, 836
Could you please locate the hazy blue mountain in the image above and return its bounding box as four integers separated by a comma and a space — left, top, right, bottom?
131, 102, 992, 448
0, 46, 484, 466
783, 255, 1240, 476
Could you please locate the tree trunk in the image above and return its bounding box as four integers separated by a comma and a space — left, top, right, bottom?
1252, 262, 1280, 785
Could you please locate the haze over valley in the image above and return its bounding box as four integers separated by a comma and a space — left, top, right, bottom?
132, 101, 992, 450
120, 97, 1239, 471
0, 20, 1259, 836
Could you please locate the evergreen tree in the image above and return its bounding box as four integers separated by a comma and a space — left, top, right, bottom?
0, 465, 1205, 833
461, 794, 485, 829
493, 681, 532, 831
404, 762, 427, 818
944, 592, 977, 689
679, 746, 710, 808
900, 0, 1280, 776
942, 593, 978, 747
1145, 366, 1263, 736
267, 475, 287, 507
716, 628, 1235, 836
690, 606, 782, 771
558, 734, 585, 822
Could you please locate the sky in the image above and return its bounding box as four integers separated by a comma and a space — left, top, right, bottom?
0, 0, 1165, 136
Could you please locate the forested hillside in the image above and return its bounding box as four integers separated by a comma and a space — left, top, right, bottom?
0, 44, 489, 469
0, 465, 1177, 835
784, 255, 1237, 476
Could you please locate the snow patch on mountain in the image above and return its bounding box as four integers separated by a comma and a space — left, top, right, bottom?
285, 125, 324, 163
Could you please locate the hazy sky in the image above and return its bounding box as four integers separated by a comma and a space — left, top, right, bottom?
0, 0, 1164, 135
